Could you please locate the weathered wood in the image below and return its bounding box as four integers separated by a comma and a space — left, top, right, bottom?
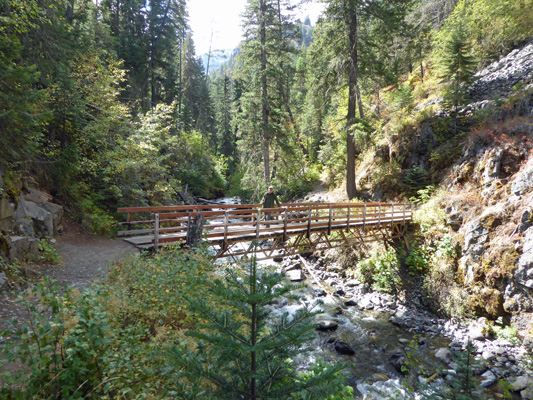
118, 202, 412, 257
186, 212, 204, 247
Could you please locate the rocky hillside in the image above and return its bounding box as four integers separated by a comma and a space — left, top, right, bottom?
368, 40, 533, 346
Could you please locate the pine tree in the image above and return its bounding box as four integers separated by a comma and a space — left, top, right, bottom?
237, 0, 298, 185
166, 251, 352, 399
439, 24, 476, 114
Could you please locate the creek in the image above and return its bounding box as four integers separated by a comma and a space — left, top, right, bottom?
210, 198, 528, 399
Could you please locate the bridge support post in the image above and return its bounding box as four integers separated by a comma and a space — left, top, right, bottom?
153, 213, 159, 251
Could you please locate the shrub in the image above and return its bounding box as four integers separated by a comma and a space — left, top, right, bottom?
37, 239, 62, 264
357, 248, 401, 293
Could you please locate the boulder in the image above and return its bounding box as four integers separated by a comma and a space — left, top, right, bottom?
480, 370, 498, 388
14, 199, 54, 238
24, 188, 52, 204
41, 202, 63, 234
389, 348, 408, 373
0, 195, 15, 231
286, 269, 305, 282
435, 348, 454, 365
316, 319, 339, 332
7, 236, 39, 262
334, 340, 355, 356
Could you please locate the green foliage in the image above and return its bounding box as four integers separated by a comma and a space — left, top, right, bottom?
357, 248, 401, 293
403, 165, 430, 198
165, 251, 351, 399
438, 24, 477, 112
418, 343, 489, 400
393, 83, 415, 113
37, 239, 61, 264
405, 242, 432, 274
107, 248, 213, 330
0, 278, 160, 399
409, 185, 436, 205
0, 33, 48, 170
433, 0, 533, 66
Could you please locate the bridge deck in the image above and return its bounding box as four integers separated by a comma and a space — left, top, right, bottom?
118, 202, 412, 259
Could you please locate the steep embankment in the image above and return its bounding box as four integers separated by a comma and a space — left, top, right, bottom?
409, 42, 532, 342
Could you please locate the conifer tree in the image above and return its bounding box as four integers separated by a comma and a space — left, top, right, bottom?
439, 24, 476, 115
166, 251, 352, 399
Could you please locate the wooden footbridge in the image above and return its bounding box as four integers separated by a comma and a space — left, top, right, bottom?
117, 202, 412, 261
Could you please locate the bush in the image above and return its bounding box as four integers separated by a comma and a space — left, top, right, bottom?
37, 239, 62, 264
357, 248, 401, 293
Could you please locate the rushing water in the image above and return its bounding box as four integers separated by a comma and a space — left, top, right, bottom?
212, 198, 523, 399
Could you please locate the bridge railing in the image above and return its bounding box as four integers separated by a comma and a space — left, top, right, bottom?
117, 202, 412, 249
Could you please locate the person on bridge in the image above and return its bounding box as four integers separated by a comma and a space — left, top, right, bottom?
262, 186, 281, 222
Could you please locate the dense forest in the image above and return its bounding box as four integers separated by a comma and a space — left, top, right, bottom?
2, 0, 531, 231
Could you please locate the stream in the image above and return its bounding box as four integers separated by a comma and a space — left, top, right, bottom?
210, 197, 529, 399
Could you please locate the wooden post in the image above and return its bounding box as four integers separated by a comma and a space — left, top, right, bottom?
307, 207, 312, 238
186, 212, 204, 247
283, 207, 287, 242
378, 204, 382, 229
256, 209, 261, 241
224, 210, 228, 248
186, 211, 192, 239
363, 204, 367, 231
328, 205, 332, 235
403, 203, 406, 225
153, 213, 160, 251
391, 203, 394, 229
346, 205, 351, 233
127, 212, 131, 231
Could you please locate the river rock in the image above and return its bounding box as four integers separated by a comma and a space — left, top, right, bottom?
468, 319, 490, 341
389, 348, 408, 374
285, 262, 302, 271
371, 373, 389, 382
334, 340, 355, 356
316, 318, 339, 332
435, 348, 454, 365
345, 279, 360, 287
480, 370, 498, 388
344, 299, 357, 307
512, 376, 533, 392
286, 269, 305, 282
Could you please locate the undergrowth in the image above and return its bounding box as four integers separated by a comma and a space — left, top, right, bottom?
0, 247, 351, 399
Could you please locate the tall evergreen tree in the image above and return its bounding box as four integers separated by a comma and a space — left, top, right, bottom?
237, 0, 298, 185
308, 0, 412, 199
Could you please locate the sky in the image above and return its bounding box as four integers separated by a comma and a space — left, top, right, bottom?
187, 0, 326, 56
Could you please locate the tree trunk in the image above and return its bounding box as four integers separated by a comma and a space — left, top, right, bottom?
66, 0, 75, 24
186, 213, 204, 247
345, 0, 362, 200
260, 0, 270, 183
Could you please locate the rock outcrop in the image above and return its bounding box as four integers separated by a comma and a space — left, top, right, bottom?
0, 187, 63, 263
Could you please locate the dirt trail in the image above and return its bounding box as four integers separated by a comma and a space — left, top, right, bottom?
0, 218, 136, 332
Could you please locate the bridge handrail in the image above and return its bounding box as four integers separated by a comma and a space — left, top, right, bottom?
117, 202, 412, 251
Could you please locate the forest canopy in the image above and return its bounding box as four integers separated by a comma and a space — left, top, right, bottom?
1, 0, 532, 233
